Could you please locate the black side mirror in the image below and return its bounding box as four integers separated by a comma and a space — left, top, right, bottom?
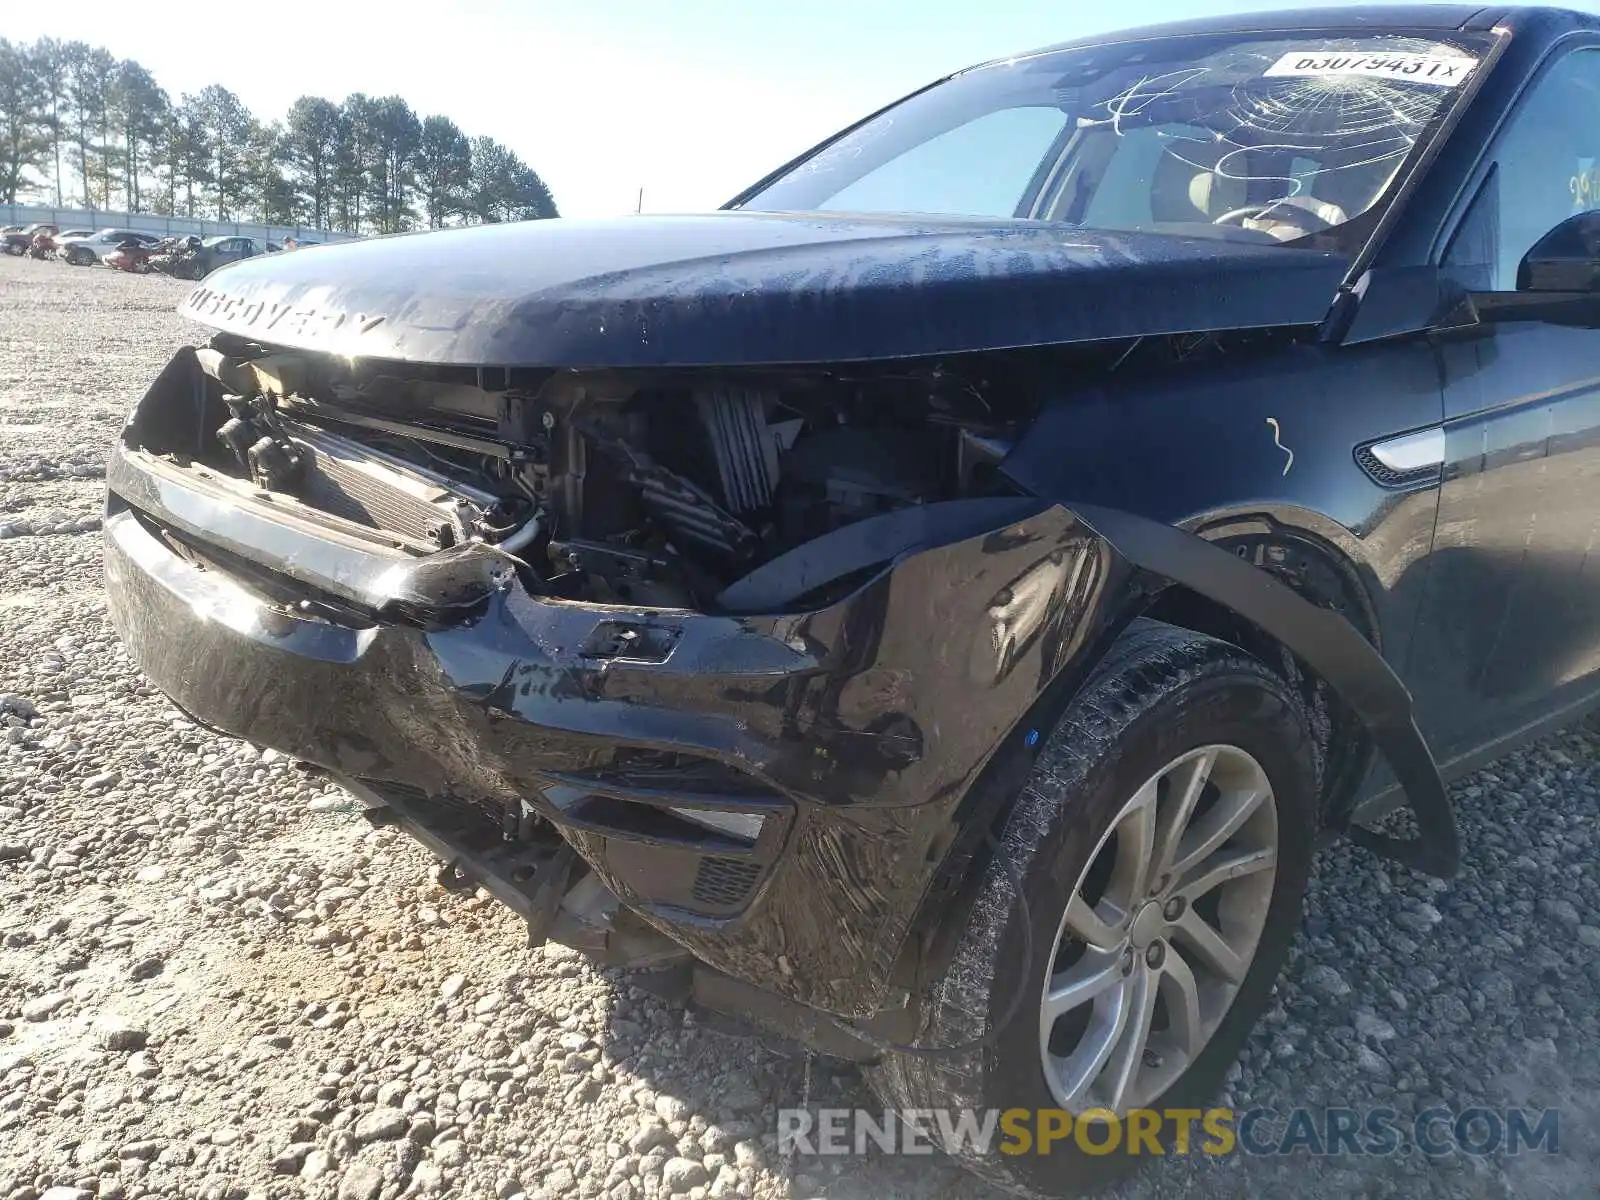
1518, 210, 1600, 291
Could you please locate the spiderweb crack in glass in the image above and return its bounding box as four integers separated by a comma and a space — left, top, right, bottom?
1084, 44, 1460, 209
742, 29, 1494, 252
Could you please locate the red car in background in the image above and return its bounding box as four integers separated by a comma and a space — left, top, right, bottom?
2, 222, 57, 254
103, 238, 156, 273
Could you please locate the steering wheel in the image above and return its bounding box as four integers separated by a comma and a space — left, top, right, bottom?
1212, 199, 1337, 233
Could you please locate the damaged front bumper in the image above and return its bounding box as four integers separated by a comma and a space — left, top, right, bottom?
104, 435, 1129, 1027
103, 360, 1460, 1053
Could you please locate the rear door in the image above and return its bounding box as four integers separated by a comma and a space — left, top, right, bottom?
1411, 45, 1600, 759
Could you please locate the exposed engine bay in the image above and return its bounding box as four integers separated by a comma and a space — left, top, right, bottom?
151, 335, 1037, 612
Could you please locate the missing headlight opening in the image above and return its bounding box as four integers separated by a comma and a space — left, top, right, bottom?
123, 337, 1038, 613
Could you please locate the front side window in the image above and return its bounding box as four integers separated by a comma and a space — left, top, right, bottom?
741, 31, 1496, 253
1444, 50, 1600, 290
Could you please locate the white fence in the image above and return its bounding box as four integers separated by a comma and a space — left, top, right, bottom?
0, 204, 359, 246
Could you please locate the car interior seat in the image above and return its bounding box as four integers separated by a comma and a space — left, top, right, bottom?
1150, 145, 1346, 239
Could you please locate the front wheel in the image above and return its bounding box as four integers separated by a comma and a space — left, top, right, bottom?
868, 619, 1317, 1197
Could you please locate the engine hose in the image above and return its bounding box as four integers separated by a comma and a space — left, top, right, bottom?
819, 830, 1034, 1059
493, 511, 543, 556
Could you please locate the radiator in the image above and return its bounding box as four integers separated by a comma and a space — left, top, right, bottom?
286, 423, 490, 549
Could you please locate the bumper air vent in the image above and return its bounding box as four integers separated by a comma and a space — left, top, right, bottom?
691, 857, 764, 908
534, 747, 793, 917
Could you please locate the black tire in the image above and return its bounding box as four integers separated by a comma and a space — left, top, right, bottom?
867, 619, 1316, 1198
68, 248, 91, 266
3, 243, 21, 256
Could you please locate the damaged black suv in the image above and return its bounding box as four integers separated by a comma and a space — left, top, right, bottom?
103, 5, 1600, 1194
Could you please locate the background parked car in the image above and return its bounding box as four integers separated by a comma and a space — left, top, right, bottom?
147, 235, 202, 279
156, 235, 270, 279
103, 240, 158, 273
200, 235, 269, 270
3, 223, 57, 254
58, 229, 161, 266
49, 229, 96, 254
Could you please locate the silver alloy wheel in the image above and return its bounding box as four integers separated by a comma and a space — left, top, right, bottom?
1038, 744, 1278, 1114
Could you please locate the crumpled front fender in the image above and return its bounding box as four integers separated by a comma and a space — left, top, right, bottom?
1068, 503, 1457, 879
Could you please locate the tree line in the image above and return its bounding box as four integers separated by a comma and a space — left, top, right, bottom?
0, 38, 558, 232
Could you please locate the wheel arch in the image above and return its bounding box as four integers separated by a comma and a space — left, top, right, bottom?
1144, 508, 1384, 829
892, 500, 1454, 1008
1058, 502, 1455, 882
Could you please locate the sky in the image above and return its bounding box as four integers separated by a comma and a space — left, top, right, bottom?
0, 0, 1545, 219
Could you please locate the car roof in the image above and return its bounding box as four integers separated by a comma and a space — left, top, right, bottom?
982, 6, 1599, 64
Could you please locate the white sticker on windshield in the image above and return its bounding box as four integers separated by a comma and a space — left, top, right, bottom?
1263, 50, 1478, 87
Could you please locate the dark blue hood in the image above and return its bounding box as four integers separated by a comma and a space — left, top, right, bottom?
182, 212, 1348, 367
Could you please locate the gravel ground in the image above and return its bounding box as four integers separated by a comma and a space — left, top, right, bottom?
0, 253, 1596, 1200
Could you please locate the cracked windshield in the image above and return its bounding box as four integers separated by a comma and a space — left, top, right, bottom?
745, 33, 1494, 248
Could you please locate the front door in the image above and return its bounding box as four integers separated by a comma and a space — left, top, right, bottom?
1410, 45, 1600, 760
